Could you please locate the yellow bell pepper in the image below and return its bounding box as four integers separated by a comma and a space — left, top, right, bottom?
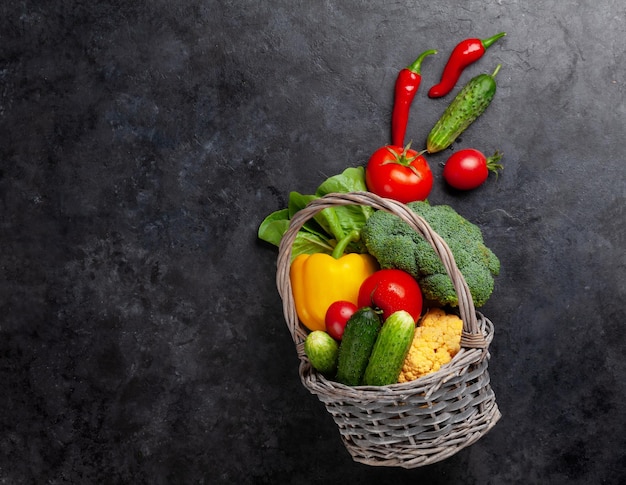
290, 252, 378, 332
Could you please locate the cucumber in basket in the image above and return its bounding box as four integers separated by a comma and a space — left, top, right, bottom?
362, 310, 415, 386
336, 307, 381, 386
304, 330, 339, 375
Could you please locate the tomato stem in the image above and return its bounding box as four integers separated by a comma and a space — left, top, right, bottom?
486, 151, 504, 179
382, 142, 421, 167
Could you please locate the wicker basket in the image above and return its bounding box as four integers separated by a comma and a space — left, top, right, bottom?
276, 191, 501, 468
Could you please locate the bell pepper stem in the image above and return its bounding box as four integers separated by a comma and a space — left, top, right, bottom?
331, 230, 360, 259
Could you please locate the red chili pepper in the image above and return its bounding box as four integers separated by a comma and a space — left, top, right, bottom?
428, 32, 506, 99
391, 49, 437, 148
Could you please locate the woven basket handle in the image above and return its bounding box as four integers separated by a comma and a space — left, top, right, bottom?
276, 191, 489, 350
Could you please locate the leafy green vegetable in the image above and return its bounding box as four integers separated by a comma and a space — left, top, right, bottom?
258, 166, 372, 260
257, 208, 290, 247
316, 167, 369, 193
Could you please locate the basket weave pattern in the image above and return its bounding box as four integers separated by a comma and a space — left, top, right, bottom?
276, 191, 501, 468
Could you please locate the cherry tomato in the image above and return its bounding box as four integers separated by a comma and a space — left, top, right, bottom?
365, 144, 433, 203
442, 148, 503, 190
357, 269, 422, 322
324, 300, 357, 340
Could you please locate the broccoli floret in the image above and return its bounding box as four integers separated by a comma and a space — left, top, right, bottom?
361, 201, 500, 307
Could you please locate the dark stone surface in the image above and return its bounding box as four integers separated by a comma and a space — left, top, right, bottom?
1, 1, 625, 483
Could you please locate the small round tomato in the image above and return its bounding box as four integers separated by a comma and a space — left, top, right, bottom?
324, 300, 357, 340
357, 269, 422, 322
365, 144, 433, 203
443, 148, 503, 190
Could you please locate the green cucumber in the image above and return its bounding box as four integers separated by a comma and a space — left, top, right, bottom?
362, 310, 415, 386
426, 64, 502, 154
304, 331, 339, 375
335, 307, 381, 386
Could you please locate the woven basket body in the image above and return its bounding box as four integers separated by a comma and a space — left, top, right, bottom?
276, 192, 501, 468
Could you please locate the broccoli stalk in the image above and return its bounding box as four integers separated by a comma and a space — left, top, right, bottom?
360, 201, 500, 308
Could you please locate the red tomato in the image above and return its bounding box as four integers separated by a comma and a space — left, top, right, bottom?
324, 300, 357, 340
442, 148, 503, 190
365, 145, 433, 203
357, 269, 422, 322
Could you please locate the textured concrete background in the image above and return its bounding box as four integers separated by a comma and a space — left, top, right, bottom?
1, 0, 625, 483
